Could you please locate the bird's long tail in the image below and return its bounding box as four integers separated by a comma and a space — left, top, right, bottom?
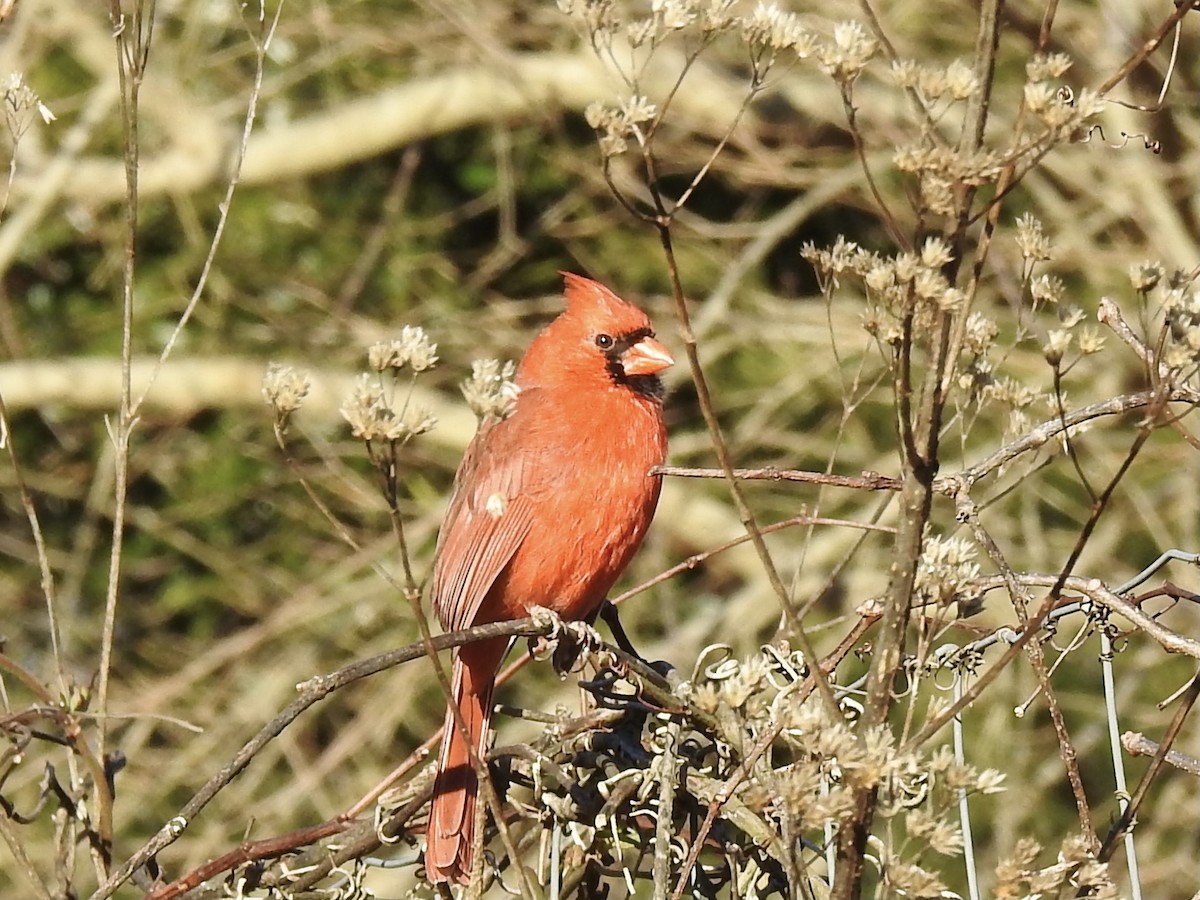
426, 637, 507, 884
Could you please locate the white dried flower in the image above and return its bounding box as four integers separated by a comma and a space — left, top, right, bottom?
864, 261, 894, 293
1128, 260, 1163, 293
919, 236, 953, 269
920, 173, 957, 217
655, 0, 696, 30
626, 17, 656, 46
1023, 82, 1056, 116
890, 59, 918, 87
599, 131, 628, 156
340, 374, 437, 441
1077, 327, 1105, 355
862, 308, 903, 345
341, 374, 386, 440
397, 402, 438, 438
1026, 52, 1072, 82
1030, 274, 1064, 306
942, 59, 979, 100
1058, 305, 1085, 328
816, 20, 878, 83
619, 94, 658, 125
584, 101, 610, 130
827, 235, 862, 273
906, 808, 965, 857
884, 860, 948, 898
938, 286, 965, 312
988, 376, 1038, 410
1070, 88, 1105, 120
262, 363, 311, 417
701, 0, 736, 32
915, 532, 981, 607
366, 325, 439, 373
913, 267, 947, 304
580, 0, 619, 37
1026, 82, 1103, 133
892, 59, 979, 101
962, 312, 998, 354
1043, 328, 1072, 365
741, 2, 809, 53
1015, 213, 1052, 262
3, 71, 54, 139
893, 252, 919, 284
462, 358, 519, 420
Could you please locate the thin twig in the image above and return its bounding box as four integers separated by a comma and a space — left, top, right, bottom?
0, 813, 55, 900
130, 3, 284, 418
653, 221, 838, 715
95, 0, 159, 864
962, 503, 1095, 841
1120, 729, 1200, 777
0, 393, 68, 697
87, 617, 556, 900
1096, 2, 1195, 96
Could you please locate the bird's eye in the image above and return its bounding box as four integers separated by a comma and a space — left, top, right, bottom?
595, 333, 615, 350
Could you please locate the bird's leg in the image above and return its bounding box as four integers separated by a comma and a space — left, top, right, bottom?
525, 605, 564, 662
593, 599, 639, 656
595, 600, 674, 677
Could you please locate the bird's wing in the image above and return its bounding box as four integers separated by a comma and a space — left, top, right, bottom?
429, 413, 543, 634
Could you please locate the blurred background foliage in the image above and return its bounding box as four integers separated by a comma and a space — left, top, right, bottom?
1, 0, 1199, 897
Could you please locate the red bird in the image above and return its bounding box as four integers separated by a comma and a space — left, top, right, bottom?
425, 273, 673, 884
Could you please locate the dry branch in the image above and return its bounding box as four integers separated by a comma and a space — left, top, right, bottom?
16, 50, 751, 208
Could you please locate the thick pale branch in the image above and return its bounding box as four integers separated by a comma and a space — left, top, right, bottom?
20, 50, 751, 208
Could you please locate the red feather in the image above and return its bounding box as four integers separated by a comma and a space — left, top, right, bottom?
425, 274, 672, 884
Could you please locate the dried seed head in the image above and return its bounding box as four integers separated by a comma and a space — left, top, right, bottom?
262, 363, 311, 423
626, 17, 656, 46
816, 20, 878, 83
962, 312, 998, 355
654, 0, 697, 31
462, 358, 520, 420
1058, 305, 1085, 328
3, 71, 55, 140
1026, 52, 1073, 82
619, 94, 658, 125
341, 374, 437, 441
1042, 328, 1072, 366
919, 236, 953, 269
1077, 326, 1105, 355
914, 532, 981, 608
1128, 260, 1163, 294
1015, 213, 1052, 262
701, 0, 737, 34
1030, 274, 1064, 307
741, 2, 812, 53
366, 325, 439, 373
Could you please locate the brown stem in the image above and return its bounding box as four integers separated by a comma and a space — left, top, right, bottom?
87, 616, 557, 900
1099, 670, 1200, 860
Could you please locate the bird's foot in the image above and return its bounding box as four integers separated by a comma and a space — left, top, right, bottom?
527, 604, 563, 638
526, 605, 605, 675
525, 604, 565, 664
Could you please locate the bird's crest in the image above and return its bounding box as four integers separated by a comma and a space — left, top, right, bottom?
558, 272, 650, 332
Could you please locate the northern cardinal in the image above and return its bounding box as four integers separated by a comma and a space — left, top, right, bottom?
425, 273, 673, 884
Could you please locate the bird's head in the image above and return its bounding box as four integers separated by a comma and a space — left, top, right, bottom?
520, 273, 674, 399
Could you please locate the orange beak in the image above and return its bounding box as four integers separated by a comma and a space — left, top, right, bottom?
621, 335, 674, 377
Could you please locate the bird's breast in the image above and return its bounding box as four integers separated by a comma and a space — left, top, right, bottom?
483, 393, 665, 623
